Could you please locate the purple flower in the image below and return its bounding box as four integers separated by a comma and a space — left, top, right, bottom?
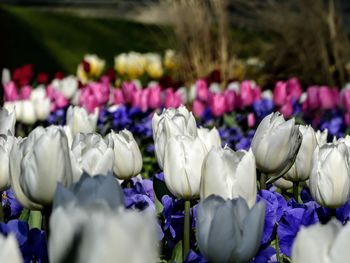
2, 188, 22, 218
123, 179, 155, 212
277, 202, 318, 257
253, 99, 274, 121
184, 250, 207, 263
251, 246, 277, 263
257, 190, 287, 245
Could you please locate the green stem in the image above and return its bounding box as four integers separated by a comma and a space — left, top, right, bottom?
183, 200, 191, 259
293, 181, 299, 203
276, 233, 281, 262
260, 173, 266, 190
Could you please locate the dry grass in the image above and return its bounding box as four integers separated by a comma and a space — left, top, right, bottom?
233, 0, 350, 87
168, 0, 234, 86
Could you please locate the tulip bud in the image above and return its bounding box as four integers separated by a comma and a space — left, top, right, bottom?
309, 142, 350, 208
273, 177, 293, 190
0, 234, 23, 263
292, 218, 350, 263
105, 129, 142, 180
197, 127, 221, 151
0, 107, 16, 135
66, 106, 98, 137
251, 112, 302, 182
200, 147, 257, 208
164, 135, 207, 200
196, 195, 265, 263
284, 125, 317, 182
19, 126, 74, 206
315, 129, 328, 145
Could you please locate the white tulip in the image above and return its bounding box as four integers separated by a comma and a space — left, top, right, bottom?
309, 142, 350, 208
284, 125, 317, 182
0, 107, 16, 135
52, 76, 78, 99
251, 112, 302, 181
1, 68, 11, 86
20, 100, 37, 125
197, 127, 221, 151
105, 129, 142, 180
50, 205, 158, 263
66, 106, 98, 137
71, 133, 114, 179
0, 234, 23, 263
164, 135, 208, 200
0, 135, 15, 191
273, 177, 293, 190
200, 147, 257, 207
152, 106, 197, 169
292, 218, 350, 263
315, 129, 328, 146
19, 126, 73, 206
3, 102, 22, 123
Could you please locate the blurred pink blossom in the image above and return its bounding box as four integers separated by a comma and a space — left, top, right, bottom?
148, 84, 161, 109
247, 113, 256, 128
20, 85, 32, 100
113, 89, 124, 105
196, 79, 209, 102
192, 99, 205, 117
210, 94, 226, 117
4, 81, 19, 101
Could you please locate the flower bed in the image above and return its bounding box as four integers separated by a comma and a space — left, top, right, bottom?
1, 58, 350, 262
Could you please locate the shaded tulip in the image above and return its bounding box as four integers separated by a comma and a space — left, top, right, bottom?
20, 85, 32, 100
196, 195, 265, 263
19, 126, 74, 206
200, 147, 257, 208
305, 86, 319, 110
0, 234, 23, 263
273, 81, 287, 106
224, 89, 237, 112
164, 135, 207, 200
53, 172, 124, 210
66, 106, 98, 137
113, 89, 124, 105
71, 133, 114, 180
309, 142, 350, 208
251, 112, 302, 182
292, 219, 350, 263
284, 125, 317, 182
49, 207, 158, 263
105, 129, 142, 180
197, 127, 221, 152
196, 79, 209, 102
0, 107, 16, 135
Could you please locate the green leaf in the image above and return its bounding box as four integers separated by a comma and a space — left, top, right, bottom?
153, 175, 174, 201
29, 210, 42, 229
223, 113, 237, 128
19, 208, 30, 222
155, 194, 164, 215
171, 241, 183, 263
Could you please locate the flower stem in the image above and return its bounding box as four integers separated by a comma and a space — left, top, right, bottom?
0, 193, 4, 222
276, 233, 281, 262
183, 200, 191, 259
260, 173, 266, 190
293, 181, 299, 203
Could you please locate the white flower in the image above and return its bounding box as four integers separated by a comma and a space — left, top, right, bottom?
66, 106, 98, 137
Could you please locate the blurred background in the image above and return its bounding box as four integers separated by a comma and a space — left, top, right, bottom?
1, 0, 350, 87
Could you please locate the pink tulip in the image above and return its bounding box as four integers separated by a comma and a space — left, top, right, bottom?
20, 85, 32, 100
80, 88, 99, 113
210, 94, 226, 117
196, 79, 209, 102
140, 89, 150, 112
164, 88, 182, 109
122, 82, 137, 103
148, 85, 161, 109
4, 81, 19, 101
224, 89, 237, 112
342, 89, 350, 112
273, 81, 287, 106
280, 102, 294, 118
113, 89, 124, 105
306, 86, 319, 110
287, 78, 302, 101
192, 100, 205, 117
131, 89, 142, 109
345, 113, 350, 126
247, 113, 256, 128
318, 86, 338, 110
240, 81, 261, 107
